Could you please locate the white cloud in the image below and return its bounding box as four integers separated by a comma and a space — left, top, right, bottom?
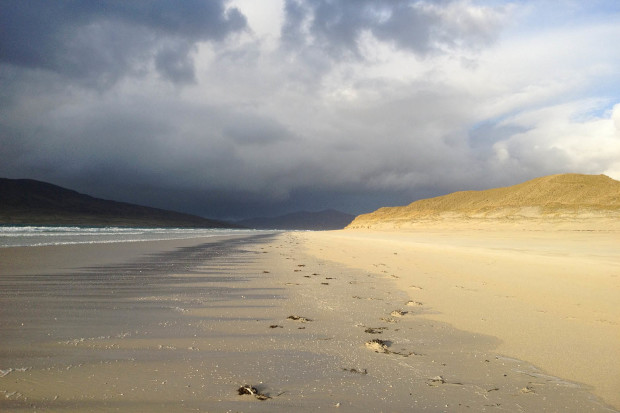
492, 101, 620, 179
229, 0, 285, 50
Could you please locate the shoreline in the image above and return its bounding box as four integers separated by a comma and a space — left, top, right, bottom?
1, 231, 617, 411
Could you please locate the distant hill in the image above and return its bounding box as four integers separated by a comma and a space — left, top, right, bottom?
0, 178, 236, 228
237, 209, 355, 230
347, 174, 620, 230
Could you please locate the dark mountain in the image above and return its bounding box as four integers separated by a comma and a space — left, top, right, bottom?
0, 178, 237, 228
237, 209, 355, 230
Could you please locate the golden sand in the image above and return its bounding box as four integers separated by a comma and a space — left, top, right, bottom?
300, 228, 620, 409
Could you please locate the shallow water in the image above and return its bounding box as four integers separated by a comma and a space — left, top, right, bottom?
0, 226, 269, 248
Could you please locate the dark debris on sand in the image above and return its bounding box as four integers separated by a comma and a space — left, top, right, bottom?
237, 385, 270, 400
342, 367, 368, 375
364, 327, 386, 334
287, 315, 312, 322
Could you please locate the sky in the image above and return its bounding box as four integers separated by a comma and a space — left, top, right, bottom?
1, 0, 620, 220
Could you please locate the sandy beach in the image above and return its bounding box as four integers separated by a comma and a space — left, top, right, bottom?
1, 230, 618, 412
301, 228, 620, 410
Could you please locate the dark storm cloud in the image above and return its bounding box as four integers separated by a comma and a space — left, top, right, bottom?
154, 41, 198, 84
281, 0, 501, 57
0, 0, 246, 85
224, 114, 293, 146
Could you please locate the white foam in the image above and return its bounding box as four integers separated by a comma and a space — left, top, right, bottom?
0, 227, 271, 248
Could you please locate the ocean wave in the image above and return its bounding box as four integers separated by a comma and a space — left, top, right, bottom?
0, 227, 268, 248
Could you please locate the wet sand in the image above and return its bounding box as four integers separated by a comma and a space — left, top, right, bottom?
1, 231, 617, 412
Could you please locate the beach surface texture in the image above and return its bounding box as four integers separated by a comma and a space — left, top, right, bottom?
0, 228, 617, 412
301, 229, 620, 410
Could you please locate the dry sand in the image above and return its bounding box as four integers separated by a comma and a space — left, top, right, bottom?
1, 231, 617, 412
300, 228, 620, 410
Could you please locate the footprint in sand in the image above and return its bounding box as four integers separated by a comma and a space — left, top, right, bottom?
365, 339, 390, 353
426, 376, 446, 386
406, 300, 423, 306
364, 339, 418, 357
390, 310, 408, 317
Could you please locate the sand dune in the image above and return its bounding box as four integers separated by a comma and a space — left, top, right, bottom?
348, 174, 620, 230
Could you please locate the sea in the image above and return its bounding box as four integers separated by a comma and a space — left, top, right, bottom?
0, 226, 267, 248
